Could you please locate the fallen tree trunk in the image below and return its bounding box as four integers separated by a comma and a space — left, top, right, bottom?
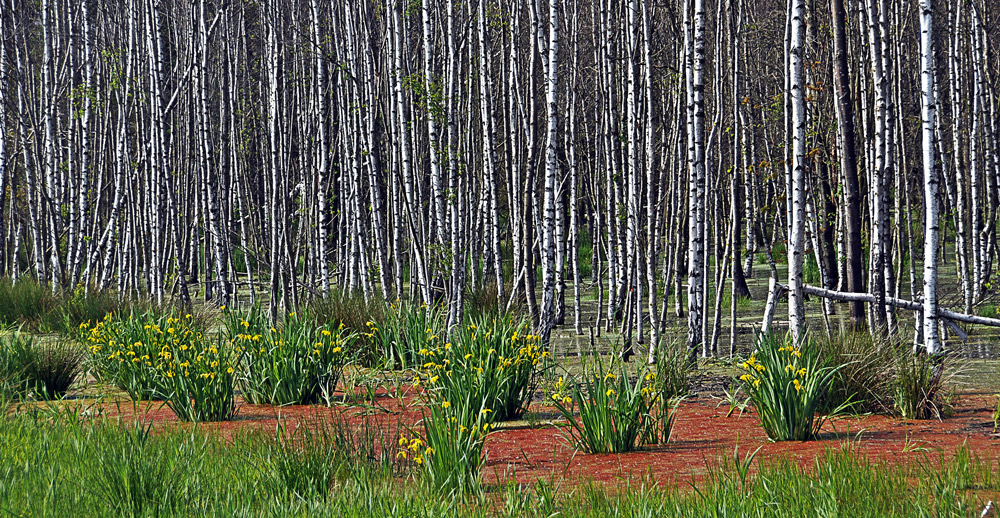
760, 281, 1000, 334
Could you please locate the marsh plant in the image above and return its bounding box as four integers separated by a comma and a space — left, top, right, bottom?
368, 301, 444, 370
85, 312, 236, 421
400, 391, 493, 494
224, 307, 355, 406
81, 311, 188, 400
413, 315, 547, 421
738, 332, 849, 441
0, 409, 997, 516
549, 356, 678, 453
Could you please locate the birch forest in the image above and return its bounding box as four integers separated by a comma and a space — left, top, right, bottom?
2, 0, 999, 358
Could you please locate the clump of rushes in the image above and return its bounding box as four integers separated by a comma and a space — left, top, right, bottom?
368, 302, 445, 370
0, 332, 84, 399
398, 391, 492, 494
81, 311, 191, 400
651, 341, 691, 400
225, 306, 355, 405
738, 332, 849, 441
413, 315, 548, 421
893, 351, 954, 420
549, 356, 677, 453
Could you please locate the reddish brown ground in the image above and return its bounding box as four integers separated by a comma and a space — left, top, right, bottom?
46, 389, 1000, 488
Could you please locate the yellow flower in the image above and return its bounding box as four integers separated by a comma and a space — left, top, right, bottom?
332, 347, 342, 353
562, 396, 571, 405
425, 447, 434, 457
442, 401, 451, 409
606, 389, 616, 398
399, 433, 408, 446
480, 408, 492, 415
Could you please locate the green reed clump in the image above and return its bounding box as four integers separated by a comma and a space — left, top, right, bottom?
0, 332, 82, 399
815, 331, 898, 414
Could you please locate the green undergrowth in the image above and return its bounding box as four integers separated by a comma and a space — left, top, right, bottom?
0, 408, 996, 517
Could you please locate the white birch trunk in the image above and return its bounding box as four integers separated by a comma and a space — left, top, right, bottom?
919, 0, 941, 354
787, 0, 807, 340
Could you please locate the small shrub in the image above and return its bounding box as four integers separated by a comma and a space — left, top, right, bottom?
225, 307, 355, 406
549, 356, 677, 453
414, 315, 547, 421
738, 332, 848, 441
894, 351, 954, 420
